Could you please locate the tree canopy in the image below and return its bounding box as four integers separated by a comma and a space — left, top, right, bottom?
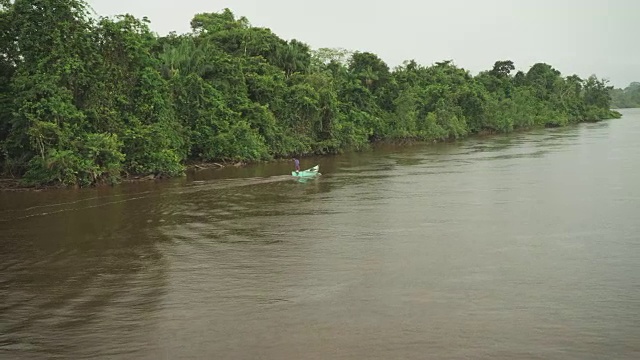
0, 1, 621, 187
610, 82, 640, 108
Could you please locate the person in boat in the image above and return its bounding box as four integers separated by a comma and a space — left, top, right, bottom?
293, 158, 300, 173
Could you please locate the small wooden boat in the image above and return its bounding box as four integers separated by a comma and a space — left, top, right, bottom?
292, 165, 321, 178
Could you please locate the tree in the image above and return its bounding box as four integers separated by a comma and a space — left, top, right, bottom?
490, 60, 515, 78
610, 82, 640, 108
0, 3, 622, 187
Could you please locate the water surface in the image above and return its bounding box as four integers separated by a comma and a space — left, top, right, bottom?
1, 109, 639, 359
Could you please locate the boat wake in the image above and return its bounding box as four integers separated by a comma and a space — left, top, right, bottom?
0, 175, 298, 223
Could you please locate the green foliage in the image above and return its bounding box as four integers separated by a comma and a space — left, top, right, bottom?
122, 121, 184, 177
22, 133, 124, 186
610, 82, 640, 108
0, 2, 621, 187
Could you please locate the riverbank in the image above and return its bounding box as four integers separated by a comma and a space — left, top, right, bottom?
0, 160, 253, 191
1, 113, 624, 192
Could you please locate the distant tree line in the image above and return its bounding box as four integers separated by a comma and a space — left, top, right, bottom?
0, 0, 621, 187
610, 82, 640, 108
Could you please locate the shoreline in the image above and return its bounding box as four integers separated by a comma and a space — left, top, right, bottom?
0, 117, 619, 192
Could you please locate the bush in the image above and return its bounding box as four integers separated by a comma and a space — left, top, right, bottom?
21, 133, 125, 187
122, 122, 185, 177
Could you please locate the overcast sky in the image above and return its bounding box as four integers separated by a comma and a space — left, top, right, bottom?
87, 0, 638, 88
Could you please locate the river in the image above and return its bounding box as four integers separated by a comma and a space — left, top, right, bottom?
1, 109, 639, 359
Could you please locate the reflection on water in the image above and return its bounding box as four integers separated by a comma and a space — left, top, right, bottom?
1, 110, 639, 359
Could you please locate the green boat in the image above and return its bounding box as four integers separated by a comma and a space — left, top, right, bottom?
292, 165, 321, 178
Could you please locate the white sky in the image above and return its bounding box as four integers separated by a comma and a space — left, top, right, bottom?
86, 0, 639, 88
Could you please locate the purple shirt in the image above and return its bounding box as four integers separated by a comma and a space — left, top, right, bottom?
294, 159, 300, 170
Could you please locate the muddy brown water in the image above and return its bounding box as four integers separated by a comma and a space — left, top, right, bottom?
1, 109, 639, 359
